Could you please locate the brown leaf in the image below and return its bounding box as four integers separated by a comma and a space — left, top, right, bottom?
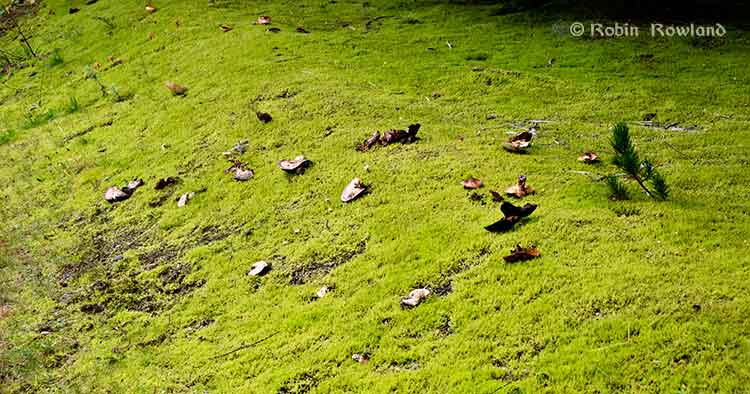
505, 175, 535, 198
462, 177, 483, 190
578, 151, 600, 164
484, 216, 520, 232
341, 178, 367, 202
165, 81, 188, 96
256, 16, 271, 25
503, 244, 541, 263
266, 27, 281, 33
256, 111, 272, 123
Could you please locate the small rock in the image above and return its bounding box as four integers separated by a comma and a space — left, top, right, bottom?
400, 288, 430, 308
248, 261, 271, 276
145, 4, 157, 13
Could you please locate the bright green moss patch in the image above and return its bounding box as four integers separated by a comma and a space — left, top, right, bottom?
1, 1, 750, 393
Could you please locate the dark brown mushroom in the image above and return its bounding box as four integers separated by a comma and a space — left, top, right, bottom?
357, 131, 381, 151
503, 245, 541, 263
485, 202, 537, 233
256, 111, 272, 123
489, 190, 504, 202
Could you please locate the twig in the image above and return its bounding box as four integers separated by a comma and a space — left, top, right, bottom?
210, 331, 279, 360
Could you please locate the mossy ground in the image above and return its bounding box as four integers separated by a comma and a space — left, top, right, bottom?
1, 1, 750, 393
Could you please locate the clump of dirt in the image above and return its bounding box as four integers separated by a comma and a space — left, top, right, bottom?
290, 241, 366, 285
436, 315, 454, 337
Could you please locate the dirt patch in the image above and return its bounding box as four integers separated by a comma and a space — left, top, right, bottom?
290, 240, 366, 285
436, 315, 453, 337
59, 223, 153, 287
278, 371, 322, 394
0, 1, 40, 36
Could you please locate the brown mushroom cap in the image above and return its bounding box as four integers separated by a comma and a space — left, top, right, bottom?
341, 177, 367, 202
462, 177, 483, 190
578, 151, 600, 163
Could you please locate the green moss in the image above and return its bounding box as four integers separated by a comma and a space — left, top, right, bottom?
1, 0, 750, 393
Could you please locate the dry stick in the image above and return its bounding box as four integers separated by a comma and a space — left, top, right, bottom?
211, 331, 279, 360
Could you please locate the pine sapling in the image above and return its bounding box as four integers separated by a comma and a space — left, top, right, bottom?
609, 122, 669, 200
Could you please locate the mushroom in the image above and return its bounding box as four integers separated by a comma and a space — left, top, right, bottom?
503, 245, 541, 263
462, 177, 483, 190
578, 151, 600, 164
485, 202, 537, 233
357, 131, 381, 151
234, 168, 254, 181
177, 192, 194, 208
104, 186, 130, 203
256, 111, 272, 123
502, 130, 533, 153
145, 4, 157, 13
341, 178, 367, 203
248, 261, 271, 276
400, 288, 430, 308
505, 175, 535, 198
256, 16, 271, 25
165, 81, 188, 96
278, 156, 310, 174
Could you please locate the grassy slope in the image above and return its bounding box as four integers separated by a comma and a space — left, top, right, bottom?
1, 0, 750, 393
